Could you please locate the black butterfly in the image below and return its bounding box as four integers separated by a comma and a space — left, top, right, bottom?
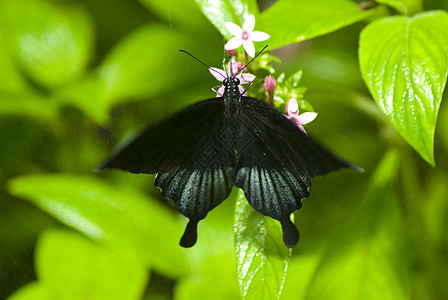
97, 53, 360, 248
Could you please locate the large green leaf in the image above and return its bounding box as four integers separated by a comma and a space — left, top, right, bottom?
139, 0, 209, 30
375, 0, 422, 15
0, 0, 94, 88
55, 75, 109, 124
305, 149, 410, 300
175, 194, 240, 300
38, 229, 146, 300
0, 95, 59, 123
257, 0, 374, 49
0, 35, 29, 95
234, 190, 291, 299
98, 24, 207, 105
359, 10, 448, 165
9, 229, 147, 300
281, 255, 321, 300
400, 155, 448, 300
8, 283, 52, 300
194, 0, 259, 39
7, 173, 187, 277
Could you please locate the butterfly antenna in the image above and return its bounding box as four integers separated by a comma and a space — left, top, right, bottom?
229, 55, 234, 77
234, 45, 268, 78
223, 52, 229, 78
179, 49, 227, 80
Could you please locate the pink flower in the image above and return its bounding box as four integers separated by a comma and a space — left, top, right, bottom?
209, 57, 256, 96
286, 98, 317, 134
224, 14, 270, 58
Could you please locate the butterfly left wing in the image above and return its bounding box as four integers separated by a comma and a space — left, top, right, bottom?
98, 98, 237, 247
154, 111, 237, 247
235, 97, 359, 248
97, 98, 226, 173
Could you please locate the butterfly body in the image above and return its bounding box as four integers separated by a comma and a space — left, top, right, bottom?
98, 76, 359, 248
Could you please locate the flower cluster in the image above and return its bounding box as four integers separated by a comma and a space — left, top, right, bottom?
211, 14, 317, 131
262, 76, 317, 133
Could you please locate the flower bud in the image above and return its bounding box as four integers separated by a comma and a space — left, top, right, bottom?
264, 76, 276, 105
235, 62, 244, 73
227, 49, 237, 56
264, 75, 276, 91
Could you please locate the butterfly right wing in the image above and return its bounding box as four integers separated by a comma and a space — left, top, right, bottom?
237, 97, 360, 178
235, 97, 360, 247
235, 122, 309, 248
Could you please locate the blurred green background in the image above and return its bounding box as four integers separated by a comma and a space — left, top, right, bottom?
1, 0, 448, 299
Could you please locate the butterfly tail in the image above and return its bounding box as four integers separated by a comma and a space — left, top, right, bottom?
180, 219, 199, 248
280, 215, 300, 248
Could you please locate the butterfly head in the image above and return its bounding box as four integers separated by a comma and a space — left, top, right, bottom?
223, 76, 241, 97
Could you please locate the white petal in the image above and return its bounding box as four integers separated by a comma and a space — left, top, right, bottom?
228, 57, 237, 75
287, 98, 298, 114
251, 31, 270, 42
243, 14, 255, 32
297, 124, 307, 134
209, 68, 226, 81
217, 85, 225, 97
225, 37, 243, 50
238, 73, 256, 84
297, 112, 318, 125
242, 40, 255, 57
225, 21, 242, 36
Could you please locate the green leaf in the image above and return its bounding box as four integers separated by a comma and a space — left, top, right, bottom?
7, 173, 188, 277
0, 95, 59, 123
175, 195, 240, 300
281, 255, 320, 300
375, 0, 422, 15
9, 229, 147, 300
8, 283, 52, 300
139, 0, 209, 30
257, 0, 374, 49
359, 10, 448, 165
234, 189, 291, 299
99, 24, 204, 105
305, 149, 410, 300
0, 35, 29, 95
194, 0, 259, 39
0, 0, 94, 88
55, 76, 109, 124
38, 229, 146, 300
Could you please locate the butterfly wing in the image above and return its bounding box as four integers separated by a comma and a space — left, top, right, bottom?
154, 115, 236, 247
237, 97, 358, 176
235, 97, 358, 247
97, 98, 226, 173
98, 98, 237, 247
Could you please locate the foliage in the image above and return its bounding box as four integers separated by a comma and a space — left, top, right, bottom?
1, 0, 448, 299
359, 10, 448, 165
